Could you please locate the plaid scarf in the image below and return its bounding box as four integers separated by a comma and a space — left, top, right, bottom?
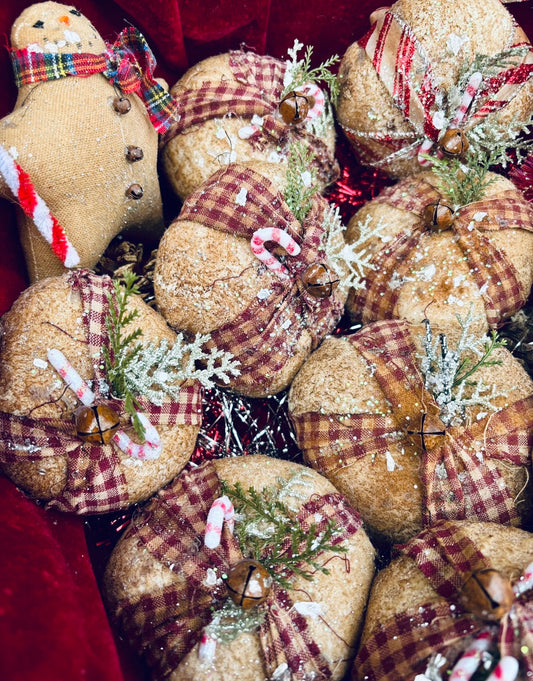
354, 520, 533, 680
350, 176, 533, 329
112, 460, 363, 680
0, 269, 202, 514
291, 319, 533, 528
162, 50, 338, 186
10, 27, 179, 134
176, 164, 345, 395
342, 9, 533, 168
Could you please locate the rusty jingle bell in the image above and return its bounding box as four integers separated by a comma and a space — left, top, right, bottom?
422, 200, 455, 231
113, 96, 132, 115
226, 559, 273, 609
459, 568, 515, 621
279, 91, 311, 124
301, 263, 340, 299
438, 128, 469, 158
406, 412, 446, 452
75, 404, 120, 445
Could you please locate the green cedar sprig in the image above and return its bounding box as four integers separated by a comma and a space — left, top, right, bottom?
220, 478, 347, 589
284, 142, 318, 223
452, 329, 506, 389
102, 271, 146, 441
282, 40, 340, 105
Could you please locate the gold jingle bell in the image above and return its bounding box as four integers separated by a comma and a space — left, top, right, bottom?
279, 91, 311, 124
301, 263, 340, 299
226, 559, 272, 609
459, 568, 515, 621
75, 404, 120, 445
439, 128, 469, 158
422, 200, 455, 232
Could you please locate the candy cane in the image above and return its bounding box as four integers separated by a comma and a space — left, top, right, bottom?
486, 657, 519, 681
47, 347, 161, 459
112, 412, 161, 460
301, 82, 326, 120
250, 227, 301, 279
513, 560, 533, 597
0, 144, 79, 268
47, 348, 96, 406
418, 71, 482, 167
204, 495, 235, 549
449, 630, 494, 681
198, 631, 217, 665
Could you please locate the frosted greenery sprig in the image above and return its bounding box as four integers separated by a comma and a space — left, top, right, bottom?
284, 142, 318, 223
204, 598, 265, 646
220, 473, 347, 589
103, 270, 146, 441
282, 39, 340, 104
419, 308, 506, 426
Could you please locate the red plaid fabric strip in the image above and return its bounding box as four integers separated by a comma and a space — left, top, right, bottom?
114, 461, 362, 680
0, 270, 202, 514
355, 9, 533, 165
290, 319, 533, 527
351, 177, 533, 328
178, 165, 344, 394
11, 28, 178, 134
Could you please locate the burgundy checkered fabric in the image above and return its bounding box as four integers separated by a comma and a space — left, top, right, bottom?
0, 269, 202, 514
113, 460, 362, 680
353, 520, 533, 681
177, 165, 345, 394
343, 8, 533, 168
162, 50, 338, 186
291, 319, 533, 528
350, 177, 533, 329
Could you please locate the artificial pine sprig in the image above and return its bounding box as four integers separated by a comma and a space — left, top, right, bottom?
284, 142, 318, 223
282, 39, 340, 104
103, 271, 146, 441
220, 476, 347, 590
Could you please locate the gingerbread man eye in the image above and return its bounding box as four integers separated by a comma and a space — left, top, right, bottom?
32, 20, 44, 28
69, 9, 82, 16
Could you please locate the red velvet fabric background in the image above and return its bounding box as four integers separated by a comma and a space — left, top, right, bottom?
0, 2, 532, 680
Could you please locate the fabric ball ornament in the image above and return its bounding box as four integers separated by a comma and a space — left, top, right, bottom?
104, 455, 375, 681
160, 50, 338, 200
336, 0, 533, 178
0, 1, 178, 282
352, 520, 533, 681
154, 164, 347, 397
288, 318, 533, 544
0, 270, 202, 514
343, 171, 533, 340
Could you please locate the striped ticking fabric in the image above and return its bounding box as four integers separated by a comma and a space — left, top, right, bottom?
291, 319, 533, 528
353, 520, 533, 681
0, 269, 202, 514
113, 461, 363, 680
177, 165, 345, 394
350, 176, 533, 329
162, 50, 338, 186
10, 27, 179, 134
343, 9, 533, 168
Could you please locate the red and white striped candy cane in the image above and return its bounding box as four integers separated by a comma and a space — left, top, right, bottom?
198, 631, 217, 665
250, 227, 301, 279
448, 629, 494, 681
47, 348, 96, 406
204, 495, 235, 549
301, 82, 326, 120
513, 560, 533, 597
0, 144, 79, 268
47, 347, 161, 459
486, 657, 519, 681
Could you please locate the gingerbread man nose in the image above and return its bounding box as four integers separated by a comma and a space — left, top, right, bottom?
58, 15, 70, 25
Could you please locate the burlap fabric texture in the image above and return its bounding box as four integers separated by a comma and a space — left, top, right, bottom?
337, 0, 533, 177
353, 520, 533, 681
106, 460, 364, 681
155, 164, 346, 396
291, 319, 533, 533
0, 269, 202, 514
346, 176, 533, 330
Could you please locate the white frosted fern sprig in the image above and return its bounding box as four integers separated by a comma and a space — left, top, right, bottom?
123, 332, 240, 405
419, 309, 506, 426
323, 207, 388, 294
